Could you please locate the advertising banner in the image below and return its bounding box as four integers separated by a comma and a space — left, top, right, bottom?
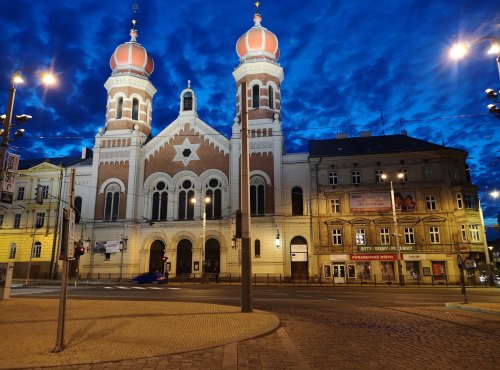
94, 240, 122, 254
1, 153, 20, 204
349, 191, 416, 212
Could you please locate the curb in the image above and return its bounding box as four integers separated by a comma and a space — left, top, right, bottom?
445, 302, 500, 316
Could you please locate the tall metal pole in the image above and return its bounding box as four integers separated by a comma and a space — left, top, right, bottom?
54, 169, 75, 353
202, 203, 206, 281
389, 180, 405, 286
240, 81, 252, 312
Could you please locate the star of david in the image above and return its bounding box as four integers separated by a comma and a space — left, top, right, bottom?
173, 138, 200, 166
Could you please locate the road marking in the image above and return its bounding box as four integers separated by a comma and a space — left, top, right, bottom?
10, 288, 58, 296
325, 298, 340, 301
131, 287, 147, 290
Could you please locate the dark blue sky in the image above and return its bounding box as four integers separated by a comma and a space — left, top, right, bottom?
1, 0, 499, 225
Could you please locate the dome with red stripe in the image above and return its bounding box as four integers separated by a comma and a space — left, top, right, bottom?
109, 22, 154, 77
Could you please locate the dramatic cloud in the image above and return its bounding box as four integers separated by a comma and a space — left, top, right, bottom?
0, 0, 499, 223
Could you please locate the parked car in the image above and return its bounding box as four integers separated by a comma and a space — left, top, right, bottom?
131, 272, 167, 284
494, 275, 500, 288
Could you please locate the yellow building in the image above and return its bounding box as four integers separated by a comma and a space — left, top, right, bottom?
0, 158, 85, 279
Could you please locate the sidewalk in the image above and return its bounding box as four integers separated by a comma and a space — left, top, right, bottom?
0, 298, 279, 369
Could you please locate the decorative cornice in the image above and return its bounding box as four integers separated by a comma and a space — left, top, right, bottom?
233, 61, 284, 82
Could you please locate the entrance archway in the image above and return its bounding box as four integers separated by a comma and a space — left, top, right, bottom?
176, 239, 192, 276
204, 238, 220, 273
149, 240, 165, 273
290, 236, 308, 281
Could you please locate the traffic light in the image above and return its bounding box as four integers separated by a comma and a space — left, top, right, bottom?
74, 244, 85, 258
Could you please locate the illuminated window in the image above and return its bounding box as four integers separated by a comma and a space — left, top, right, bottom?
469, 224, 480, 242
355, 228, 366, 245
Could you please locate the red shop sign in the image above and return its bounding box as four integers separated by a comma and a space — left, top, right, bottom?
350, 254, 400, 261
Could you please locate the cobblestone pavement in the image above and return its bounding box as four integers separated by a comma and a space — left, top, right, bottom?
22, 301, 500, 370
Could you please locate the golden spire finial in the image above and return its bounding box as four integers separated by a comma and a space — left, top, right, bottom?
254, 2, 261, 13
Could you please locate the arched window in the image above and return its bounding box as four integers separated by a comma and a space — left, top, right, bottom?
132, 98, 139, 120
116, 97, 123, 119
250, 176, 265, 215
183, 92, 193, 111
268, 86, 274, 109
205, 178, 222, 219
32, 241, 42, 258
104, 183, 120, 221
254, 239, 261, 257
252, 85, 260, 109
291, 187, 303, 215
152, 181, 168, 221
74, 196, 82, 223
178, 180, 195, 220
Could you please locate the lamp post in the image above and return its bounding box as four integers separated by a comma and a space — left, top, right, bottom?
191, 196, 211, 280
382, 173, 405, 286
1, 70, 56, 199
118, 234, 128, 281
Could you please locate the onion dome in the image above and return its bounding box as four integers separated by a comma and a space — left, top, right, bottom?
109, 19, 154, 77
236, 2, 279, 63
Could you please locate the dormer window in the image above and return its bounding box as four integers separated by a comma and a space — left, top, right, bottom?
183, 92, 193, 111
116, 97, 123, 119
132, 98, 139, 120
252, 85, 260, 109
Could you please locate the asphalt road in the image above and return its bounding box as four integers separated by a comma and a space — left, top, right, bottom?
11, 283, 499, 309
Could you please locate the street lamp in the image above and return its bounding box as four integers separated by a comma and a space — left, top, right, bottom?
1, 70, 56, 200
118, 234, 128, 281
275, 229, 281, 248
381, 173, 405, 286
449, 36, 500, 116
191, 196, 211, 280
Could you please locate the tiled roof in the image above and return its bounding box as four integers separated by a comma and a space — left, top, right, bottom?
308, 134, 463, 157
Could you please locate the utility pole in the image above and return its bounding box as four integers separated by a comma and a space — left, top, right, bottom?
240, 81, 252, 312
54, 168, 75, 353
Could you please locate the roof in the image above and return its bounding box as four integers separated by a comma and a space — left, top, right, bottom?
308, 134, 465, 157
18, 157, 88, 170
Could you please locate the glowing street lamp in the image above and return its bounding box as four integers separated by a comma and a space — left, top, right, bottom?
1, 70, 56, 200
381, 172, 405, 286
